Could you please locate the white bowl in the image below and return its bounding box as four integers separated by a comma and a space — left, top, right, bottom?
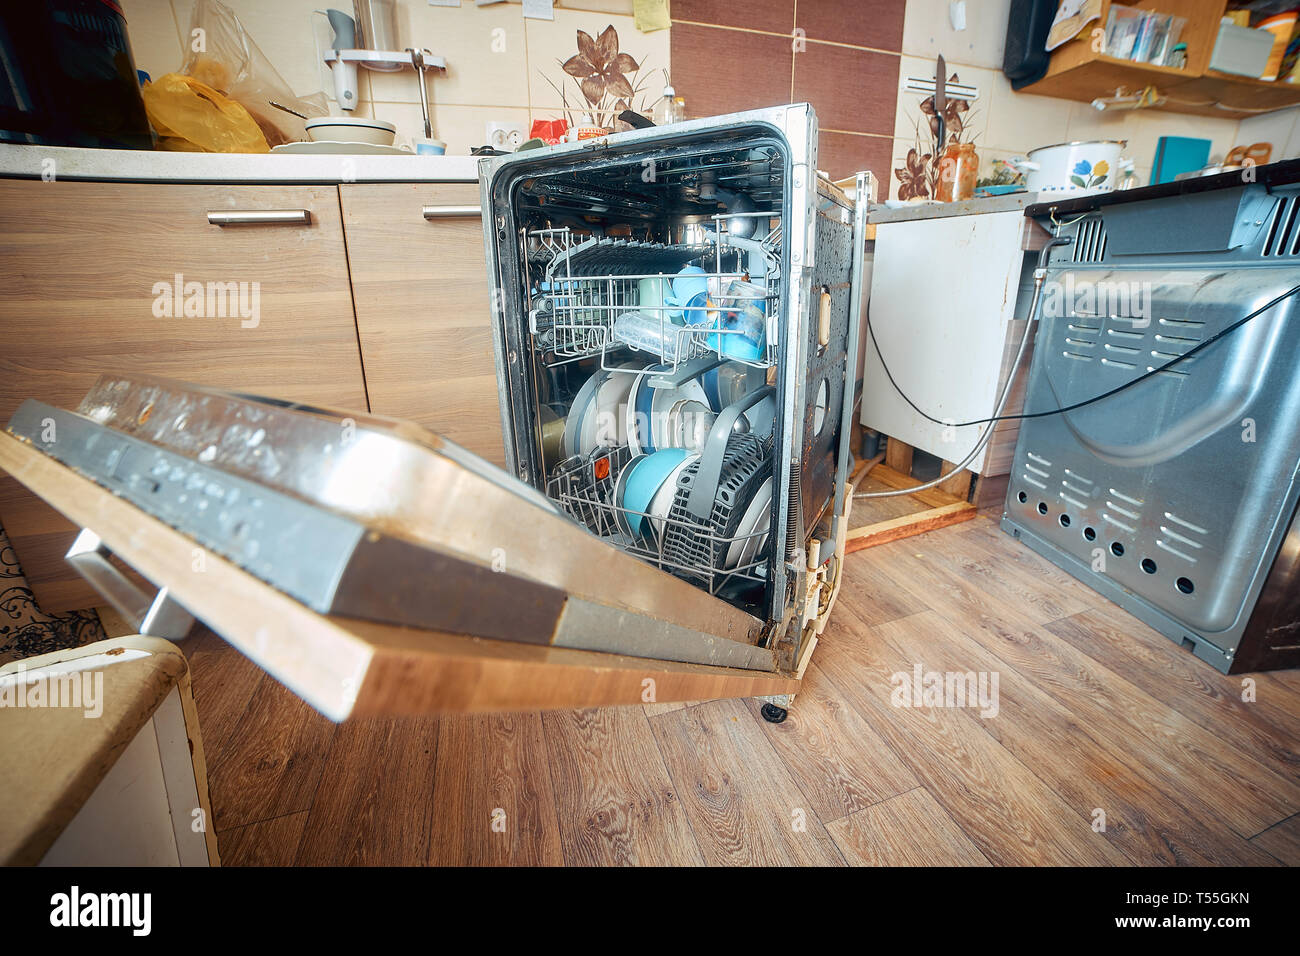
304, 116, 397, 146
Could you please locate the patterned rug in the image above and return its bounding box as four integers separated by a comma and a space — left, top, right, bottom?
0, 523, 105, 666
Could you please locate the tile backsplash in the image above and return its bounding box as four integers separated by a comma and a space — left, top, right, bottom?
890, 0, 1291, 199
120, 0, 1300, 185
670, 0, 904, 187
120, 0, 668, 155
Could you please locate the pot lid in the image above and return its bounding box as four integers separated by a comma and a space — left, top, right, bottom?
1029, 139, 1127, 152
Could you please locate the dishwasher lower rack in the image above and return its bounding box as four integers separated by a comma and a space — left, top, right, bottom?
546, 435, 775, 597
526, 223, 782, 372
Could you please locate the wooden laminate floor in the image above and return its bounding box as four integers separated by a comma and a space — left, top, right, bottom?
189, 516, 1300, 866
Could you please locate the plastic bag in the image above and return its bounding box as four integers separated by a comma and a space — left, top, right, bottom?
179, 0, 327, 147
143, 73, 269, 153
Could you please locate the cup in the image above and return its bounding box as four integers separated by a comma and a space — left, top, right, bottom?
637, 277, 670, 316
712, 279, 767, 361
666, 265, 713, 324
413, 137, 446, 155
673, 290, 715, 327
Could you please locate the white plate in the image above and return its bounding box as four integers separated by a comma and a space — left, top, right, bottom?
725, 476, 773, 570
649, 375, 712, 452
647, 453, 698, 540
271, 141, 413, 155
625, 371, 652, 456
563, 369, 607, 459
584, 367, 638, 454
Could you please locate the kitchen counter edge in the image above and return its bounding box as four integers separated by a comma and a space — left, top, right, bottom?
0, 144, 480, 184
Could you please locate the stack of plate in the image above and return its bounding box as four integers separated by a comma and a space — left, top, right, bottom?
562, 366, 640, 458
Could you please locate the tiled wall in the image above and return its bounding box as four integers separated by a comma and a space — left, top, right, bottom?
670, 0, 904, 185
120, 0, 1300, 187
891, 0, 1267, 199
120, 0, 669, 154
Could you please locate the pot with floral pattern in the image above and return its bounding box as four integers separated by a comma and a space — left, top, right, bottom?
1009, 140, 1134, 194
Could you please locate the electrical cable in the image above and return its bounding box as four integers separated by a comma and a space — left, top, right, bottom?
870, 281, 1300, 430
854, 235, 1072, 499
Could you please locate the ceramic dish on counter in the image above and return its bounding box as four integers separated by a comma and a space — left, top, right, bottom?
271, 141, 412, 155
304, 116, 397, 145
1008, 140, 1134, 194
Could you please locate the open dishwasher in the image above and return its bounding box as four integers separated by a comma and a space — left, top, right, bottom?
480, 104, 866, 679
0, 105, 866, 719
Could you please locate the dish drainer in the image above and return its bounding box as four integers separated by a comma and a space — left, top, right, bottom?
526, 213, 782, 373
546, 435, 773, 596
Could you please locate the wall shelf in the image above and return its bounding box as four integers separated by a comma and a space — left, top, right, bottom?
1021, 0, 1300, 120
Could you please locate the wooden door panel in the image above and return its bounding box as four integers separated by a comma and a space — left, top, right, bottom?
0, 179, 368, 610
340, 183, 505, 465
0, 434, 798, 719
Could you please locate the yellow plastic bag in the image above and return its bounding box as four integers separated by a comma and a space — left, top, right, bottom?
141, 73, 269, 153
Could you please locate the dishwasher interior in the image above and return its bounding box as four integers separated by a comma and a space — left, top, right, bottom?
481, 106, 863, 643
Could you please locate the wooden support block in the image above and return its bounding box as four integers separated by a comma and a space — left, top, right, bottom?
844, 502, 977, 554
842, 460, 977, 554
884, 437, 913, 476
973, 472, 1012, 514
939, 460, 974, 500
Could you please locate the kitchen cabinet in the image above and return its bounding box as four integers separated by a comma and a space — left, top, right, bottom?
340, 183, 504, 465
1025, 0, 1300, 118
0, 165, 509, 613
0, 179, 369, 610
861, 200, 1038, 476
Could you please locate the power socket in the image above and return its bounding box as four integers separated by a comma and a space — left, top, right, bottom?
485, 120, 527, 152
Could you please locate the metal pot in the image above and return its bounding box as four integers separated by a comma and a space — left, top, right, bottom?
1010, 140, 1134, 194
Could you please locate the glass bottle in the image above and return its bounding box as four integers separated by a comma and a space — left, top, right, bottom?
936, 142, 979, 202
653, 85, 685, 126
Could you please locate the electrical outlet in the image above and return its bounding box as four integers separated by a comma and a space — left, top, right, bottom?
485, 121, 527, 151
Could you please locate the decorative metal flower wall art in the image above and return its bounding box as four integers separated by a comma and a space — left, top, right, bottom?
893, 72, 980, 200
543, 25, 656, 128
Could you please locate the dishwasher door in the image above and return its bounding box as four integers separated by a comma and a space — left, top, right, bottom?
2, 375, 791, 720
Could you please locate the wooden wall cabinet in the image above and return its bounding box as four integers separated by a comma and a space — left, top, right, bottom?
0, 176, 500, 611
1026, 0, 1300, 119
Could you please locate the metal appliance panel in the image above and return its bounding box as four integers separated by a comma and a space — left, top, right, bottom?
1003, 182, 1300, 673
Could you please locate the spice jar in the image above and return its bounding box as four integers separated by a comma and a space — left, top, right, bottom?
936, 142, 979, 202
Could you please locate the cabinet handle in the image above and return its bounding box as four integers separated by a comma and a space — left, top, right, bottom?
422, 204, 482, 219
207, 209, 312, 226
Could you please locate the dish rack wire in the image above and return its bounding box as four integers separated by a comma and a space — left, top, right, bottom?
546, 439, 774, 595
526, 213, 782, 373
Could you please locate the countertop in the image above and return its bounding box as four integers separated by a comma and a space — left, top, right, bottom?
0, 143, 481, 183
1025, 158, 1300, 218
867, 191, 1048, 224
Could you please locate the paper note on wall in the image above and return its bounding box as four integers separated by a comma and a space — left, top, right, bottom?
635, 0, 671, 33
522, 0, 555, 21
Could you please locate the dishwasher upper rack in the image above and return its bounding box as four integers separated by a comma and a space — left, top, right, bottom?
545, 437, 774, 595
526, 217, 782, 372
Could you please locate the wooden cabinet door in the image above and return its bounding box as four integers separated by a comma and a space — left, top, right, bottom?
340, 183, 505, 466
0, 180, 368, 611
